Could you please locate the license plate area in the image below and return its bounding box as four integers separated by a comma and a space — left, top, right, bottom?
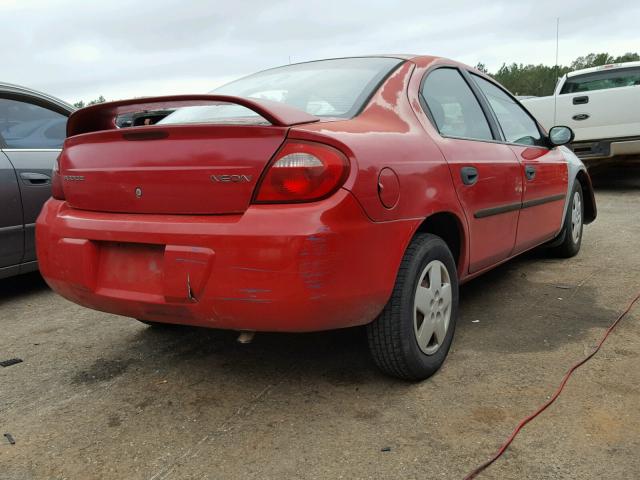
97, 242, 165, 296
95, 241, 215, 303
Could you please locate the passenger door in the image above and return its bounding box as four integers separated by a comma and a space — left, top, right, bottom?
0, 97, 68, 263
420, 68, 523, 273
471, 74, 568, 253
0, 150, 23, 275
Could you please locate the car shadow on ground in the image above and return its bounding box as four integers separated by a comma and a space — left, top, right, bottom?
590, 163, 640, 190
67, 244, 615, 390
0, 271, 48, 306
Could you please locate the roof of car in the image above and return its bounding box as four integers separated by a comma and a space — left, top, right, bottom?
0, 81, 75, 115
567, 60, 640, 77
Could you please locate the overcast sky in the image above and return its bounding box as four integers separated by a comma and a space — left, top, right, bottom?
1, 0, 638, 104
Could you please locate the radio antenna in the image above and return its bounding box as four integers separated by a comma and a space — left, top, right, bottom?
553, 17, 560, 124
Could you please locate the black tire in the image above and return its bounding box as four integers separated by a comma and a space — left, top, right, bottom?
550, 181, 583, 258
367, 233, 459, 381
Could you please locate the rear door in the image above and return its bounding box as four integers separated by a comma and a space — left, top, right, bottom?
420, 67, 523, 273
0, 97, 68, 263
0, 149, 23, 274
555, 66, 640, 141
470, 74, 568, 253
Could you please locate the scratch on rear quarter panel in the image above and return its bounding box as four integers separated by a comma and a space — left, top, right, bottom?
298, 228, 335, 297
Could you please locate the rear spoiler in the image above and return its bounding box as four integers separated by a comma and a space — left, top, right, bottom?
66, 94, 319, 137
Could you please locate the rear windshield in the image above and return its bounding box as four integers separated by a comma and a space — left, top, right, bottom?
159, 57, 403, 125
560, 67, 640, 94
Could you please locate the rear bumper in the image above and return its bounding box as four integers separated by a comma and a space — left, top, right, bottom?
572, 136, 640, 161
36, 190, 417, 332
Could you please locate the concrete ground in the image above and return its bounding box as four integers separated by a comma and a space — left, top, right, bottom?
1, 166, 639, 480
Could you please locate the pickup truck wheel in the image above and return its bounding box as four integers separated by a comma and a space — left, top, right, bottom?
551, 181, 583, 258
367, 233, 459, 381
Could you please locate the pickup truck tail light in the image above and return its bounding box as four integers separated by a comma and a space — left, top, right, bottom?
51, 155, 66, 200
253, 141, 349, 203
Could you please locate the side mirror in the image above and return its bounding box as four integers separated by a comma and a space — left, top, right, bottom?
548, 126, 574, 146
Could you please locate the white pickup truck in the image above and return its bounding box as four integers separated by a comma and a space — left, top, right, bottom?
522, 61, 640, 163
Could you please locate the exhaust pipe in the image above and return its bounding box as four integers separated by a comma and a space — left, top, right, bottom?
237, 331, 255, 344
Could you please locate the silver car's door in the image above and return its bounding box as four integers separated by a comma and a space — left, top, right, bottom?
0, 97, 67, 264
0, 148, 23, 276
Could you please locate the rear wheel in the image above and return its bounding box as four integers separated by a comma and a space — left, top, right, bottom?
367, 233, 459, 381
550, 181, 583, 258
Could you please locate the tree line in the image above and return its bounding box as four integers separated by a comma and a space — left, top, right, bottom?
476, 52, 639, 97
73, 95, 106, 109
72, 51, 639, 106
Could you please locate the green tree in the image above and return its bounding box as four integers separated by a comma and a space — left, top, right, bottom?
88, 95, 106, 106
613, 52, 640, 63
475, 62, 489, 74
483, 52, 639, 96
73, 95, 106, 109
570, 52, 640, 70
492, 63, 570, 96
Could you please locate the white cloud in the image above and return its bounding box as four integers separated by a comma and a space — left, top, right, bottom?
1, 0, 638, 103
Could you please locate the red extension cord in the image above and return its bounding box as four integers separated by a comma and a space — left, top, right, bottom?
464, 291, 640, 479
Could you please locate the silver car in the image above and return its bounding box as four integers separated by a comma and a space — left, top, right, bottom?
1, 83, 73, 279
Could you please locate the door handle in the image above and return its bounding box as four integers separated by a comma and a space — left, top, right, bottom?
20, 172, 51, 185
525, 165, 536, 181
460, 166, 478, 185
573, 95, 589, 105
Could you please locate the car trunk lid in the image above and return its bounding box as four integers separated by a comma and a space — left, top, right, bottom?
61, 125, 290, 214
59, 95, 318, 215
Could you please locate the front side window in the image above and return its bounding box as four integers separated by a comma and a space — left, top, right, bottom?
472, 74, 542, 146
560, 67, 640, 94
0, 98, 67, 149
160, 57, 403, 125
421, 68, 493, 141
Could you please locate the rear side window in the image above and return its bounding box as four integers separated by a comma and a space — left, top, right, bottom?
560, 67, 640, 94
421, 68, 493, 141
472, 74, 542, 146
0, 98, 67, 148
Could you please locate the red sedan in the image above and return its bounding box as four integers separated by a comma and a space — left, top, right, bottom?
36, 55, 596, 380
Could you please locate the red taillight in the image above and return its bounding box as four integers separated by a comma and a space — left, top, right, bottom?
253, 141, 349, 203
51, 154, 65, 200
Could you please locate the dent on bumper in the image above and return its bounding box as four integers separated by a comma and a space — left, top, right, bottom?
36, 190, 418, 332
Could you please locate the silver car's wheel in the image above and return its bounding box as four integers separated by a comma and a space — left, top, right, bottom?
414, 260, 452, 355
571, 191, 582, 243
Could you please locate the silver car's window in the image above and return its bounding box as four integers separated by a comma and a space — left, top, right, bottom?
159, 57, 403, 125
0, 99, 67, 149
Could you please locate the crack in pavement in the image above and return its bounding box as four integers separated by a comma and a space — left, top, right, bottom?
148, 366, 295, 480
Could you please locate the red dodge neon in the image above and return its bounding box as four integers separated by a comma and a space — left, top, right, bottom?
36, 56, 596, 380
